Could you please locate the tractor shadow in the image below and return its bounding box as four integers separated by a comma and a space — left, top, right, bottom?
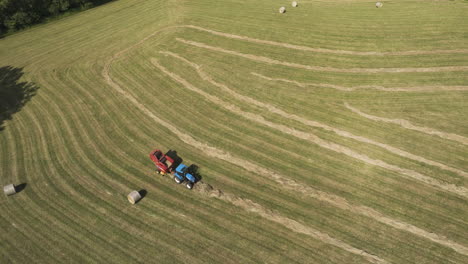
165, 149, 183, 169
0, 66, 39, 131
189, 164, 203, 183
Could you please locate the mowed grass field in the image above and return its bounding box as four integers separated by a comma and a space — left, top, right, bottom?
1, 0, 468, 263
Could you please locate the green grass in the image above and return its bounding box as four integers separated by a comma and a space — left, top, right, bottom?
1, 0, 467, 263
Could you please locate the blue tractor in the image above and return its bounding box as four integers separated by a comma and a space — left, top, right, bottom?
173, 164, 197, 189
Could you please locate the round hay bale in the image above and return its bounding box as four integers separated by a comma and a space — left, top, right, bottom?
376, 2, 383, 8
292, 1, 298, 7
279, 6, 286, 13
3, 184, 16, 196
127, 191, 142, 204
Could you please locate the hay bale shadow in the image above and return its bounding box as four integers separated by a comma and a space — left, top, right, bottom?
137, 189, 147, 203
15, 183, 27, 193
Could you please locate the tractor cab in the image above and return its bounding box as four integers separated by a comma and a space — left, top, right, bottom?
174, 164, 197, 189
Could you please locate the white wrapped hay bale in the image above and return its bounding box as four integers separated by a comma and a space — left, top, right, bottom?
376, 2, 383, 8
127, 190, 142, 204
279, 7, 286, 13
3, 184, 16, 196
292, 1, 298, 7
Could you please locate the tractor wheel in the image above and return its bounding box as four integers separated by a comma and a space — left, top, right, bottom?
186, 182, 193, 190
174, 176, 182, 184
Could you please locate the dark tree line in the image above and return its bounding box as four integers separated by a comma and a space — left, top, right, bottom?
0, 0, 113, 35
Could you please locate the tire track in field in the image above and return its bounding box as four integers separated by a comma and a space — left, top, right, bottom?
71, 66, 315, 263
176, 38, 468, 73
199, 172, 468, 256
1, 126, 65, 263
183, 25, 468, 56
14, 109, 115, 262
33, 92, 188, 263
40, 69, 127, 193
161, 51, 468, 179
104, 25, 467, 258
151, 58, 468, 199
75, 63, 314, 262
98, 57, 392, 262
251, 72, 468, 92
194, 183, 387, 264
32, 67, 190, 261
103, 43, 389, 263
150, 58, 468, 256
67, 69, 284, 264
18, 109, 103, 262
345, 103, 468, 147
21, 92, 152, 262
41, 71, 199, 262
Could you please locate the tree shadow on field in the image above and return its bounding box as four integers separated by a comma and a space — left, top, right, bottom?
0, 66, 38, 131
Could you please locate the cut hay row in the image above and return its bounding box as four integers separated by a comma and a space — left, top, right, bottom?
121, 57, 468, 260
102, 41, 458, 262
43, 69, 293, 263
19, 90, 175, 262
1, 127, 75, 262
160, 51, 467, 179
21, 107, 107, 255
110, 54, 468, 257
183, 25, 468, 56
37, 70, 131, 192
250, 72, 468, 92
101, 37, 395, 262
345, 103, 468, 147
9, 111, 130, 262
96, 49, 446, 260
147, 57, 468, 254
1, 0, 467, 262
197, 184, 388, 264
176, 38, 468, 73
151, 58, 467, 198
29, 67, 267, 262
2, 33, 464, 264
102, 67, 394, 263
36, 68, 299, 263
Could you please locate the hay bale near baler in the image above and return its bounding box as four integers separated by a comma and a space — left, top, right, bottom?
127, 190, 142, 204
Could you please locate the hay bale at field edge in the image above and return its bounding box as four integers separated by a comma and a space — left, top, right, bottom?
376, 2, 383, 8
3, 184, 16, 196
292, 1, 298, 7
279, 6, 286, 13
127, 190, 142, 204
